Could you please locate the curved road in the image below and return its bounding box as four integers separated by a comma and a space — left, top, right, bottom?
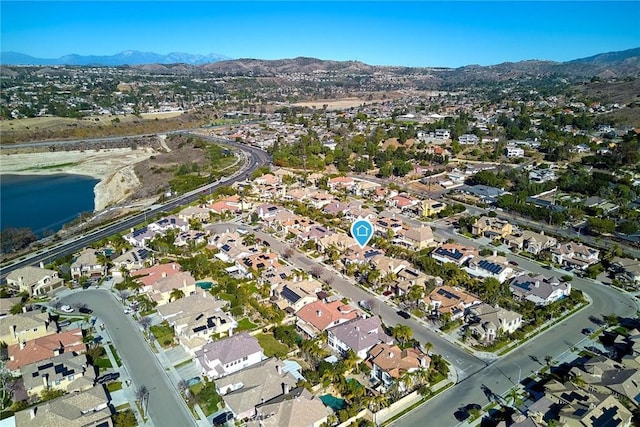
61, 290, 196, 427
0, 134, 270, 280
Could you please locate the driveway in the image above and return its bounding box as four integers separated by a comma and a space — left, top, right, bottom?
61, 289, 196, 427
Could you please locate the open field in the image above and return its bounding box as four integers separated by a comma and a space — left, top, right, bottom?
291, 97, 388, 110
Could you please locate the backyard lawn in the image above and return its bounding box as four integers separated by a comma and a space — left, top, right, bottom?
256, 333, 289, 358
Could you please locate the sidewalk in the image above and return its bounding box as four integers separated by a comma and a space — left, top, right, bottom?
150, 339, 210, 427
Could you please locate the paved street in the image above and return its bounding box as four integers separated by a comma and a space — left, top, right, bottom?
216, 220, 638, 426
60, 290, 196, 427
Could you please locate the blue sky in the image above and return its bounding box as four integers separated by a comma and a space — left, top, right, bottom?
1, 1, 638, 67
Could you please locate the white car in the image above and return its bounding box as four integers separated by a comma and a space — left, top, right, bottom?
60, 305, 74, 313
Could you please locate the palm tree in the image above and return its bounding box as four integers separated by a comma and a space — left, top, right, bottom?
139, 316, 152, 336
342, 349, 359, 373
407, 285, 423, 309
169, 288, 184, 302
423, 341, 434, 356
391, 324, 413, 347
368, 393, 389, 412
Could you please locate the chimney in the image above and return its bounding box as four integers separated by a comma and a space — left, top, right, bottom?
39, 262, 45, 269
540, 230, 545, 236
42, 373, 48, 389
172, 263, 176, 270
276, 365, 282, 375
535, 281, 540, 288
12, 325, 17, 338
19, 340, 26, 350
493, 250, 497, 257
162, 272, 167, 278
30, 407, 37, 420
53, 347, 61, 356
282, 382, 290, 395
316, 310, 322, 317
388, 352, 394, 358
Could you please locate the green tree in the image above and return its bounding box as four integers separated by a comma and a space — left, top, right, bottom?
391, 324, 413, 347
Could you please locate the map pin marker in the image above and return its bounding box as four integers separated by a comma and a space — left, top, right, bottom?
351, 218, 374, 249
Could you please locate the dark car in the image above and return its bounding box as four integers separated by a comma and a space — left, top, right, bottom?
582, 328, 595, 335
397, 310, 411, 319
543, 264, 553, 270
212, 411, 234, 426
508, 260, 519, 266
79, 307, 93, 314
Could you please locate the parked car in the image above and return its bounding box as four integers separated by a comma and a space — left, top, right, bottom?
358, 300, 372, 311
79, 307, 93, 314
582, 328, 595, 335
543, 264, 553, 270
60, 305, 74, 313
58, 320, 71, 328
397, 310, 411, 319
212, 412, 234, 426
508, 260, 519, 266
186, 377, 201, 387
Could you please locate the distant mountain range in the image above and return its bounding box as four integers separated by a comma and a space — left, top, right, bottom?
1, 48, 639, 81
0, 50, 230, 66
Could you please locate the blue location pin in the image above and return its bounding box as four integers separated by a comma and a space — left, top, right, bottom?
351, 218, 374, 249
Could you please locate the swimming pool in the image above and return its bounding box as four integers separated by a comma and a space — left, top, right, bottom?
320, 394, 346, 411
196, 281, 212, 290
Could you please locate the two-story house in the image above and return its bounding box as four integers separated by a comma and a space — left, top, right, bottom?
195, 332, 265, 380
6, 266, 64, 297
327, 316, 393, 359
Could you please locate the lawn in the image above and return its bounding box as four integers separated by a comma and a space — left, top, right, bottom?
150, 321, 175, 348
94, 357, 112, 369
108, 344, 122, 367
107, 381, 123, 392
236, 317, 258, 332
256, 333, 290, 358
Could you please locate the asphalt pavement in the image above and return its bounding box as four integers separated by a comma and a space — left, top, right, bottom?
60, 289, 196, 427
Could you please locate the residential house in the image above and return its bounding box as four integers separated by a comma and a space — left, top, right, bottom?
14, 385, 112, 427
569, 355, 640, 408
465, 304, 522, 343
134, 262, 182, 288
431, 243, 477, 266
327, 316, 394, 359
551, 242, 600, 270
395, 267, 432, 297
509, 274, 571, 306
70, 249, 105, 279
458, 134, 480, 145
273, 279, 322, 313
456, 185, 508, 205
472, 216, 514, 240
123, 226, 157, 248
367, 343, 430, 390
369, 255, 410, 280
0, 311, 54, 346
22, 353, 94, 397
464, 254, 514, 283
147, 215, 189, 234
505, 145, 525, 158
157, 293, 237, 354
178, 206, 211, 223
215, 358, 299, 421
328, 176, 357, 192
111, 248, 151, 274
421, 199, 447, 217
426, 285, 482, 320
372, 216, 404, 237
395, 225, 435, 250
173, 229, 207, 247
504, 230, 557, 255
142, 271, 197, 305
610, 257, 640, 285
243, 252, 280, 273
6, 266, 64, 297
248, 387, 330, 427
295, 300, 362, 338
195, 332, 265, 380
529, 168, 556, 183
7, 328, 85, 372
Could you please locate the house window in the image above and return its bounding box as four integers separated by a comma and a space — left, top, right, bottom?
243, 356, 248, 361
68, 375, 74, 381
55, 379, 61, 385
